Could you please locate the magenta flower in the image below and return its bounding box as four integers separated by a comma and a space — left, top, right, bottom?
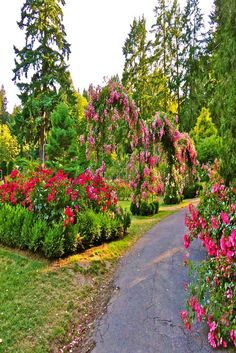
211, 216, 219, 230
221, 212, 230, 225
184, 234, 190, 249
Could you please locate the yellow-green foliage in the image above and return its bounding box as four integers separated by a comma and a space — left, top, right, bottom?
0, 124, 19, 162
193, 107, 218, 140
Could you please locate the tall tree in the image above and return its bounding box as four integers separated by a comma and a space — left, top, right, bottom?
122, 16, 173, 118
13, 0, 72, 163
211, 0, 236, 184
179, 0, 205, 131
122, 16, 150, 119
0, 85, 9, 125
46, 102, 78, 173
151, 0, 182, 114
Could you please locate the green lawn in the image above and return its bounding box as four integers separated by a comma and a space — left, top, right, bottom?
0, 199, 194, 353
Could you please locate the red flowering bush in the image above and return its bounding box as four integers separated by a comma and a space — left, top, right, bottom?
0, 167, 130, 257
181, 170, 236, 349
111, 178, 132, 200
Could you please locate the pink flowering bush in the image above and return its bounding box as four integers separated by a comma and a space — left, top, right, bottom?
181, 170, 236, 348
0, 167, 131, 257
83, 81, 197, 211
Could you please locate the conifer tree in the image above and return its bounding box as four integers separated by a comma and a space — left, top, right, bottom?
179, 0, 205, 131
13, 0, 72, 162
0, 85, 9, 125
46, 103, 78, 172
151, 0, 182, 113
122, 16, 150, 119
211, 0, 236, 184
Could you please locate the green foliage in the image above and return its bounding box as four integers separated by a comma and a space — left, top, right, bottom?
46, 102, 78, 174
191, 108, 221, 164
13, 0, 74, 161
193, 108, 217, 140
78, 209, 129, 248
196, 135, 221, 164
130, 200, 159, 216
179, 0, 205, 131
163, 173, 183, 205
0, 204, 79, 258
183, 181, 202, 199
0, 124, 19, 163
211, 0, 236, 185
0, 84, 9, 125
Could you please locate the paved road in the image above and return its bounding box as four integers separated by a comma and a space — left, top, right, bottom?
91, 208, 226, 353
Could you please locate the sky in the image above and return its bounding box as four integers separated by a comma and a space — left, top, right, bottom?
0, 0, 213, 113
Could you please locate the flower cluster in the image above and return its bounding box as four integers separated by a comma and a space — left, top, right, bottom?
181, 170, 236, 349
0, 167, 118, 226
83, 81, 197, 206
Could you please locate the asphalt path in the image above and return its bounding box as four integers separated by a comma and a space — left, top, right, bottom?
91, 208, 226, 353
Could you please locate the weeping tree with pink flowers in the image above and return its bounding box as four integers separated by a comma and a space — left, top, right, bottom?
81, 81, 197, 212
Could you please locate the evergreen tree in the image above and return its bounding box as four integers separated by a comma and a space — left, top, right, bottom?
13, 0, 72, 163
0, 124, 19, 162
179, 0, 205, 131
122, 16, 150, 119
46, 103, 78, 172
0, 85, 9, 125
191, 107, 221, 164
168, 0, 182, 115
211, 0, 236, 184
151, 0, 182, 113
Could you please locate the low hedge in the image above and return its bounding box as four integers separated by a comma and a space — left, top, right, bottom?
130, 200, 159, 216
0, 204, 131, 258
183, 182, 202, 199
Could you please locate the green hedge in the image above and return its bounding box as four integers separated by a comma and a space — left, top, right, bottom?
130, 200, 159, 216
0, 204, 131, 258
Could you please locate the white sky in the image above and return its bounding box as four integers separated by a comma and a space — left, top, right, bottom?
0, 0, 213, 113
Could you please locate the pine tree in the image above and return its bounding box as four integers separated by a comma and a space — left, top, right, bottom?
13, 0, 72, 163
0, 85, 9, 125
46, 103, 78, 172
168, 0, 182, 115
151, 0, 172, 111
211, 0, 236, 184
151, 0, 182, 113
179, 0, 205, 131
122, 16, 150, 119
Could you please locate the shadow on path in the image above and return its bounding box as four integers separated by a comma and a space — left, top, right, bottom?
91, 208, 226, 353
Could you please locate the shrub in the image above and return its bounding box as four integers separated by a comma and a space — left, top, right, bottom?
130, 200, 159, 216
181, 171, 236, 349
112, 178, 132, 200
183, 182, 202, 199
0, 167, 131, 258
43, 223, 65, 258
77, 209, 129, 247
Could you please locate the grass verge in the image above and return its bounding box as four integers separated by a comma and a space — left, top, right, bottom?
0, 200, 195, 353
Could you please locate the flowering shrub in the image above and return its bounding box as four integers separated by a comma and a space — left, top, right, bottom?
82, 81, 197, 210
0, 167, 130, 257
181, 171, 236, 349
110, 178, 132, 200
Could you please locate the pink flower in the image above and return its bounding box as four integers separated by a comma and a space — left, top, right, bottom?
79, 135, 85, 144
208, 332, 217, 348
221, 212, 230, 225
226, 288, 233, 299
211, 216, 219, 230
184, 234, 190, 249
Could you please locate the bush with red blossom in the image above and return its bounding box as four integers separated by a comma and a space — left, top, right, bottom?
181, 168, 236, 349
0, 167, 130, 257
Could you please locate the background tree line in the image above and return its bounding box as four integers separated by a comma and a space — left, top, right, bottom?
0, 0, 235, 184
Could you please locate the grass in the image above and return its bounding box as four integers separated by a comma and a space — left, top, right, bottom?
0, 199, 195, 353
